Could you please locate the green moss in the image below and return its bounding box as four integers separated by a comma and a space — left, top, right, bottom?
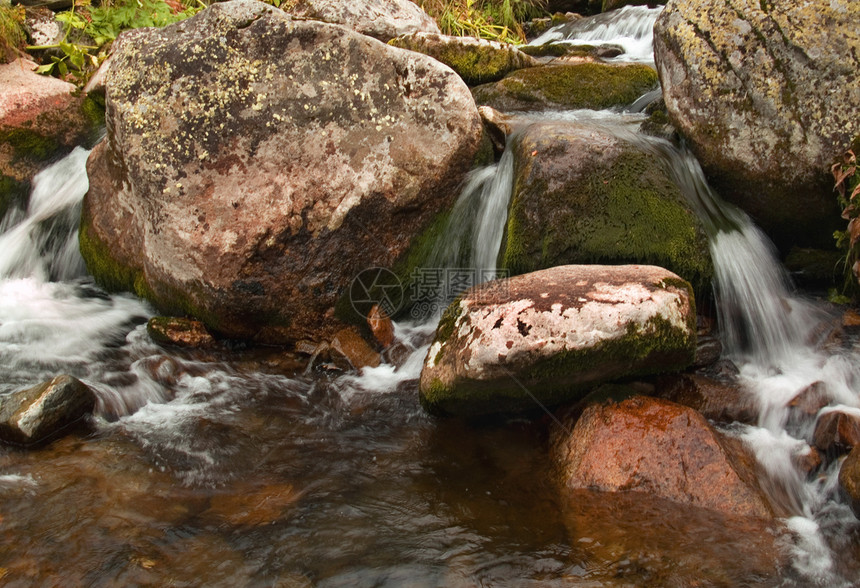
0, 174, 28, 219
519, 42, 574, 57
501, 138, 713, 300
474, 63, 659, 111
420, 313, 695, 416
0, 128, 60, 162
80, 212, 228, 331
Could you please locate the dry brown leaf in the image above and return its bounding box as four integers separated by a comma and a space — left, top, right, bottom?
848, 217, 860, 247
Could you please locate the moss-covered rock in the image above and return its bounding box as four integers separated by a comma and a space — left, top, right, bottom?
419, 264, 696, 417
389, 32, 537, 86
501, 121, 713, 299
472, 62, 657, 112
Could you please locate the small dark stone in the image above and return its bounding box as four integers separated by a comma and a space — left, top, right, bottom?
147, 316, 215, 348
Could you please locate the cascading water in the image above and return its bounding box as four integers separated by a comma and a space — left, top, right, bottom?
529, 5, 663, 63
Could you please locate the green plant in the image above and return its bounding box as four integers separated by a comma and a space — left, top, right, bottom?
0, 0, 26, 63
831, 147, 860, 299
416, 0, 547, 44
27, 0, 203, 82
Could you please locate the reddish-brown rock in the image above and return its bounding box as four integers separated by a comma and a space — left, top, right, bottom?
147, 316, 216, 348
329, 327, 381, 371
839, 445, 860, 517
812, 410, 860, 456
552, 396, 774, 519
657, 372, 757, 425
367, 303, 395, 348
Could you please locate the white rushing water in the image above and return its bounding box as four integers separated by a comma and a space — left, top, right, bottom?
529, 5, 663, 63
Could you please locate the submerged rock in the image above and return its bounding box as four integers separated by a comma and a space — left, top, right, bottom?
287, 0, 440, 41
471, 62, 657, 111
502, 121, 713, 296
552, 396, 775, 519
0, 375, 96, 446
419, 264, 696, 416
81, 0, 483, 344
389, 33, 537, 85
654, 0, 859, 249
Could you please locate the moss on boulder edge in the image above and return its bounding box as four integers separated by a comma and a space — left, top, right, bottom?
389, 32, 537, 86
472, 62, 658, 111
418, 264, 696, 417
501, 121, 713, 299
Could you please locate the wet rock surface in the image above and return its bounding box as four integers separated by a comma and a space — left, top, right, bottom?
0, 375, 96, 445
656, 372, 756, 425
654, 0, 859, 249
147, 316, 216, 348
552, 396, 775, 519
81, 0, 483, 344
419, 264, 696, 416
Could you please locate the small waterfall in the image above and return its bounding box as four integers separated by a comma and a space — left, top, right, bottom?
0, 149, 162, 416
529, 5, 663, 63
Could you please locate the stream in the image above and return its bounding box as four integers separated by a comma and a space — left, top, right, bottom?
1, 5, 859, 587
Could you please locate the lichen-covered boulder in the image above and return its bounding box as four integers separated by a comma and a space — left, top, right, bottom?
472, 62, 658, 111
502, 121, 713, 296
389, 32, 537, 85
0, 375, 96, 446
82, 0, 483, 343
287, 0, 440, 42
1, 58, 100, 211
653, 0, 860, 249
419, 264, 696, 416
147, 316, 216, 349
552, 396, 775, 519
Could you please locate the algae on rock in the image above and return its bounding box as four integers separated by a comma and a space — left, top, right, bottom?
501, 121, 713, 299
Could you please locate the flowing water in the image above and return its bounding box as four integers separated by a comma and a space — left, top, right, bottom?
2, 6, 860, 587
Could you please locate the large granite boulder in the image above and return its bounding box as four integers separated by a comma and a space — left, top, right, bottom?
389, 32, 537, 86
502, 121, 713, 296
419, 264, 696, 416
654, 0, 860, 249
472, 62, 658, 112
0, 375, 96, 446
552, 396, 775, 519
81, 0, 484, 343
287, 0, 440, 42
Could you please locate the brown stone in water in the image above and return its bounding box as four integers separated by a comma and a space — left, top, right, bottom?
812, 410, 860, 457
330, 327, 381, 371
787, 381, 829, 418
839, 445, 860, 517
552, 396, 774, 519
657, 372, 757, 425
147, 316, 215, 348
367, 303, 395, 348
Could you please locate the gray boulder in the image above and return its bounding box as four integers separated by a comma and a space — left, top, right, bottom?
0, 375, 96, 445
654, 0, 860, 249
287, 0, 440, 42
419, 264, 696, 416
81, 0, 483, 344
